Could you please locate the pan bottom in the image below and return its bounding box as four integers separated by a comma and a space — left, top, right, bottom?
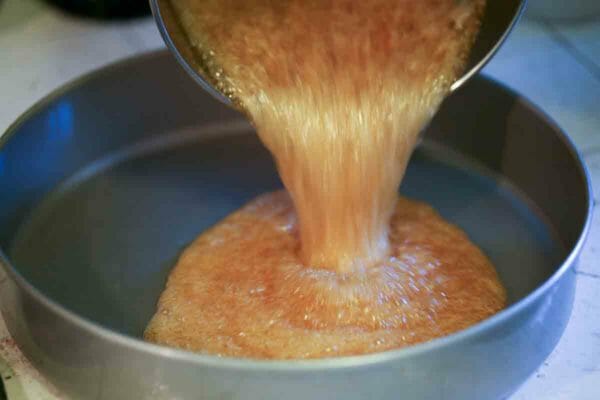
9, 123, 564, 339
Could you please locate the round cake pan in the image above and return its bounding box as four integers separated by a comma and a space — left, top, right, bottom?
0, 51, 592, 400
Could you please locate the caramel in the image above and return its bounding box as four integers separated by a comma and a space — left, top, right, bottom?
145, 0, 506, 358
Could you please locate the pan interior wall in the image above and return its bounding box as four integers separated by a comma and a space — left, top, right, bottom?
8, 130, 564, 337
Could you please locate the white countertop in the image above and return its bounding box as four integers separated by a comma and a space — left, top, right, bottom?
0, 0, 598, 399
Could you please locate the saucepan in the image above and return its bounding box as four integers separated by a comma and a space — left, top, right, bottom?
150, 0, 526, 104
0, 49, 592, 399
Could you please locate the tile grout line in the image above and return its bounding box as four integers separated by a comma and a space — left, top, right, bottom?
540, 19, 600, 83
575, 270, 600, 280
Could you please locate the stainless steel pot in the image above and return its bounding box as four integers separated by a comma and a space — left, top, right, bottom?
149, 0, 525, 104
0, 51, 593, 400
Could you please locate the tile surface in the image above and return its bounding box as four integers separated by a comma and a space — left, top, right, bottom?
552, 19, 600, 70
0, 0, 165, 136
0, 0, 599, 399
586, 151, 600, 202
483, 17, 600, 151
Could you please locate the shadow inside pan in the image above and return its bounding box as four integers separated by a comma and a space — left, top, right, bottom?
8, 125, 565, 338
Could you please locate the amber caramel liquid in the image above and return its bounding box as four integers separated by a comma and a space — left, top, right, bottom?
170, 0, 486, 272
145, 192, 506, 358
145, 0, 507, 358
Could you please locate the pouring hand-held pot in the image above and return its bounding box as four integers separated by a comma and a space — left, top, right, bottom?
149, 0, 526, 106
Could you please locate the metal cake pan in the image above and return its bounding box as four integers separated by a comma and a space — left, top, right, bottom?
0, 51, 592, 399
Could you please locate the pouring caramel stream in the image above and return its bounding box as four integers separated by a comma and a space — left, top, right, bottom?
171, 0, 484, 271
145, 0, 506, 358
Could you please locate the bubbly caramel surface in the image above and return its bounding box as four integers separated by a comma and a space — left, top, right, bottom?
145, 192, 506, 359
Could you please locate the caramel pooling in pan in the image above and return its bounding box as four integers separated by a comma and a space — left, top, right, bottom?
146, 192, 506, 358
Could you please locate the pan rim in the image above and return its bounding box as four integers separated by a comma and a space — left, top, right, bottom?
0, 50, 593, 372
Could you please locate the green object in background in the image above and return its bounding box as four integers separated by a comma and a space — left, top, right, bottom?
44, 0, 150, 19
0, 374, 6, 400
0, 356, 11, 400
